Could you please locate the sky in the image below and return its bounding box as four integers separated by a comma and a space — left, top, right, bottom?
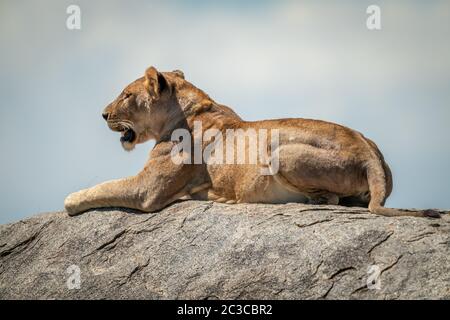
0, 0, 449, 224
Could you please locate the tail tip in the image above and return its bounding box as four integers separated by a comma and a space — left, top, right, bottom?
423, 209, 441, 219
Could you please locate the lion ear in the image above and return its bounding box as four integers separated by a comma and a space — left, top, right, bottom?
172, 69, 185, 79
144, 66, 171, 99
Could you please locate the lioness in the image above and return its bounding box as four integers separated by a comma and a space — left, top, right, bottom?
64, 66, 440, 218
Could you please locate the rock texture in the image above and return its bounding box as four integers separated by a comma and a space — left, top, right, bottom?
0, 201, 449, 299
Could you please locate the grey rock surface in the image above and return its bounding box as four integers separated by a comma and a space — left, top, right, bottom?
0, 201, 449, 299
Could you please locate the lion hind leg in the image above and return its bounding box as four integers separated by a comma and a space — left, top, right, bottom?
339, 192, 370, 208
307, 192, 340, 205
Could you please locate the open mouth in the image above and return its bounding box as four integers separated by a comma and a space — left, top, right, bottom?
120, 129, 136, 143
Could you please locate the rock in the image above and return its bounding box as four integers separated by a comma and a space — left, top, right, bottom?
0, 201, 449, 299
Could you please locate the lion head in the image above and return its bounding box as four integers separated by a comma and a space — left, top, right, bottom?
102, 66, 185, 151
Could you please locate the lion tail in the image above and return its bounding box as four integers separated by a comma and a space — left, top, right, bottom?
366, 159, 440, 218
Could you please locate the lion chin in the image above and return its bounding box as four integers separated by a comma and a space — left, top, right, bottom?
121, 141, 136, 151
120, 128, 137, 151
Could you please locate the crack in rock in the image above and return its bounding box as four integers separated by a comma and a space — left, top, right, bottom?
295, 218, 334, 228
367, 232, 394, 256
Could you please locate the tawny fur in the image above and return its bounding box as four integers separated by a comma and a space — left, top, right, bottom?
64, 66, 440, 218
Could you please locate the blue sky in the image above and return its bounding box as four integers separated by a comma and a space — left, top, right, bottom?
0, 0, 449, 223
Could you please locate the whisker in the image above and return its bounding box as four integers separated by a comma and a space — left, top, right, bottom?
108, 120, 134, 131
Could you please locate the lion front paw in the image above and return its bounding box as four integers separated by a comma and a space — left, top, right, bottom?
64, 191, 85, 216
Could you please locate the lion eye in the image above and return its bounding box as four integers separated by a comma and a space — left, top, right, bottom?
123, 93, 132, 100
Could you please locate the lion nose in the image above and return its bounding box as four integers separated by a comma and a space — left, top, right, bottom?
102, 113, 109, 121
